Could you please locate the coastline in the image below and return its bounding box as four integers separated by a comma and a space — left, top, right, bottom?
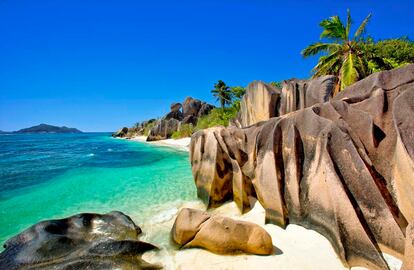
128, 136, 191, 152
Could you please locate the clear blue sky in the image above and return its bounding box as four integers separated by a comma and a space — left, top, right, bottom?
1, 0, 413, 132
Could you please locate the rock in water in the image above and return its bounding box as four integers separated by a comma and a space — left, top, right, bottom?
0, 211, 160, 270
189, 64, 414, 270
171, 208, 273, 255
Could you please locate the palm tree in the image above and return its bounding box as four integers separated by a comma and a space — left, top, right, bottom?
211, 80, 232, 108
302, 10, 372, 93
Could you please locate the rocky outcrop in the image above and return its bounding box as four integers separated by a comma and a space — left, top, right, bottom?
236, 76, 336, 127
171, 208, 273, 255
0, 211, 160, 270
238, 81, 280, 127
190, 65, 414, 269
147, 98, 214, 141
112, 127, 129, 137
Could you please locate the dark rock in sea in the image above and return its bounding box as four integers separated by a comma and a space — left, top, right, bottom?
0, 211, 160, 270
171, 208, 273, 255
15, 123, 82, 134
112, 127, 129, 137
189, 64, 414, 269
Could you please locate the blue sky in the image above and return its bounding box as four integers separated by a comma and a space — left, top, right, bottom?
1, 0, 413, 132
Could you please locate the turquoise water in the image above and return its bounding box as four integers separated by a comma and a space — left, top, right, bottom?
0, 133, 197, 245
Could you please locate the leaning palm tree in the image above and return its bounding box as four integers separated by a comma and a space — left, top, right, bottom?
211, 80, 232, 108
302, 10, 372, 93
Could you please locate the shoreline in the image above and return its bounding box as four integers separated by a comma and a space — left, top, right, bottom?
128, 136, 191, 152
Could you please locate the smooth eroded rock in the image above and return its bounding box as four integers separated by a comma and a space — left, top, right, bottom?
190, 64, 414, 269
0, 211, 160, 270
171, 208, 273, 255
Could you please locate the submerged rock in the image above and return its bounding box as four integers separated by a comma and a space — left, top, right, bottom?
189, 65, 414, 269
171, 208, 273, 255
0, 211, 160, 270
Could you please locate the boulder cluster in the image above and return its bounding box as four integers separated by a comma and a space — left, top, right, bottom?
190, 65, 414, 270
147, 97, 214, 141
112, 97, 214, 141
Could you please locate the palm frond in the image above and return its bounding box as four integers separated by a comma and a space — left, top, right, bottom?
346, 9, 352, 40
354, 13, 371, 39
340, 52, 359, 90
302, 42, 341, 57
320, 16, 347, 41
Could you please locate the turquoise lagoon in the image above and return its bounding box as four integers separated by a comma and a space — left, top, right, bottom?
0, 133, 197, 246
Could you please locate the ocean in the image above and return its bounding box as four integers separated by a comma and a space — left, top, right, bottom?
0, 133, 198, 246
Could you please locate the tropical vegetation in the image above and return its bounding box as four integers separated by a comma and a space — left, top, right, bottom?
302, 10, 372, 92
211, 80, 232, 109
302, 10, 414, 94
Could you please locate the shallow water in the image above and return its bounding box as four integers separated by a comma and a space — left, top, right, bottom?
0, 133, 197, 245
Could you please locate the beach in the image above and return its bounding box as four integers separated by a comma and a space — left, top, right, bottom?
130, 136, 191, 152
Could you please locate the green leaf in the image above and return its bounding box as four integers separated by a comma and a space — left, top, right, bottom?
341, 53, 359, 90
354, 13, 371, 38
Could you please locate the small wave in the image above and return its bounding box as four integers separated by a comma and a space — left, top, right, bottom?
87, 153, 95, 157
149, 207, 178, 224
107, 148, 113, 152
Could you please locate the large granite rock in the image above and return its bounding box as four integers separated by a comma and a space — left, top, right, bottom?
112, 127, 129, 138
238, 81, 280, 127
236, 76, 336, 127
147, 118, 180, 141
278, 75, 336, 116
0, 211, 159, 270
183, 97, 202, 117
189, 65, 414, 269
171, 208, 273, 255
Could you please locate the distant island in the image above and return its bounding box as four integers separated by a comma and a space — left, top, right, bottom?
14, 124, 82, 134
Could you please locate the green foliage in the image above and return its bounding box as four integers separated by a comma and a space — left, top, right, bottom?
211, 80, 232, 108
229, 86, 246, 110
142, 121, 156, 136
230, 86, 246, 99
195, 107, 238, 130
365, 37, 414, 72
302, 9, 372, 93
269, 81, 282, 88
171, 124, 195, 139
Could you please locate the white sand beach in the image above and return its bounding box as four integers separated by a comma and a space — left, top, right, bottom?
141, 199, 402, 270
130, 136, 191, 152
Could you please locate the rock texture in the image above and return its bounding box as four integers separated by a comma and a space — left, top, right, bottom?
236, 76, 336, 127
147, 98, 214, 141
402, 221, 414, 270
190, 65, 414, 270
0, 211, 160, 270
112, 127, 129, 138
171, 208, 273, 255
